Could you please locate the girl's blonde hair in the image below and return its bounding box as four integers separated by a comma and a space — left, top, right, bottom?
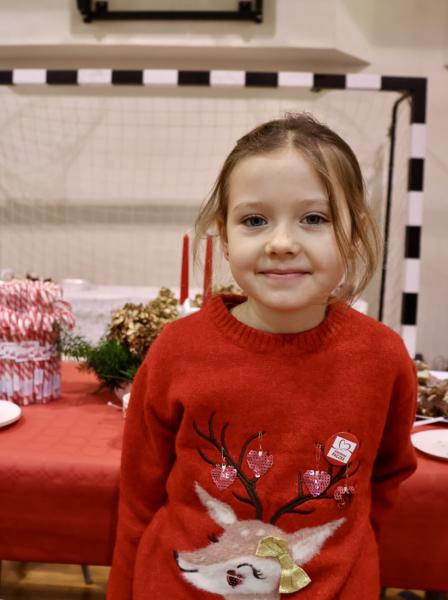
194, 113, 381, 304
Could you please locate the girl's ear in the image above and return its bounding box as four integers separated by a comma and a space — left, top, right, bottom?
217, 219, 229, 261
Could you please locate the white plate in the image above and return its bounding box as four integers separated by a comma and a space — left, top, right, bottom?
415, 414, 448, 424
411, 428, 448, 460
0, 400, 22, 428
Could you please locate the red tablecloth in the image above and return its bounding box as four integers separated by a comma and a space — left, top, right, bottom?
379, 425, 448, 592
0, 362, 123, 566
0, 364, 447, 592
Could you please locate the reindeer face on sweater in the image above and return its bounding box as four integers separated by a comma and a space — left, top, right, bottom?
174, 483, 344, 598
176, 517, 281, 594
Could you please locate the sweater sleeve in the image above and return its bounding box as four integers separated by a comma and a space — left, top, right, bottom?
107, 327, 180, 600
370, 345, 418, 540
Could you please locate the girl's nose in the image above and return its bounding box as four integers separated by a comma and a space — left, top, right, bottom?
265, 226, 301, 255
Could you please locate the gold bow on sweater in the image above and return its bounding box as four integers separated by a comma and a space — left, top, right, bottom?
256, 536, 311, 594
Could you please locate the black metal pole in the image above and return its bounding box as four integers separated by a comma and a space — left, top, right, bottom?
378, 92, 410, 322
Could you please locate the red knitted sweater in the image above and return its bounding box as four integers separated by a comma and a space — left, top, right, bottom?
107, 295, 417, 600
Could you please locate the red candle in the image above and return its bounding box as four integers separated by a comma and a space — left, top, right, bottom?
180, 233, 189, 305
203, 235, 213, 304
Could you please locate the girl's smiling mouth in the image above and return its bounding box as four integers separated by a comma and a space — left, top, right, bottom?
259, 270, 311, 279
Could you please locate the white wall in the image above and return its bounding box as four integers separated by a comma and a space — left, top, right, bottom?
0, 0, 447, 364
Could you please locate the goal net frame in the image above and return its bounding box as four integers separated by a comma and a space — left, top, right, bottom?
0, 68, 427, 356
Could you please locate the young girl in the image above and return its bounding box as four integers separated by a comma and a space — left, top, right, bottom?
107, 113, 417, 600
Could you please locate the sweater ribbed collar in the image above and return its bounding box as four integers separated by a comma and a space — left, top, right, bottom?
206, 294, 350, 354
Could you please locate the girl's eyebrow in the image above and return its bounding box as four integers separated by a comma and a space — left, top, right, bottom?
232, 201, 265, 211
232, 198, 329, 211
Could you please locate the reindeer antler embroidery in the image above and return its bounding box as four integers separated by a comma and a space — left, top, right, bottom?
270, 462, 360, 524
193, 412, 359, 524
193, 411, 266, 519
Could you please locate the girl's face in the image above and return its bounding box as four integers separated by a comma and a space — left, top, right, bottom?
221, 146, 348, 333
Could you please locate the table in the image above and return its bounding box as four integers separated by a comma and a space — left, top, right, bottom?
379, 427, 448, 592
0, 362, 123, 566
0, 364, 446, 593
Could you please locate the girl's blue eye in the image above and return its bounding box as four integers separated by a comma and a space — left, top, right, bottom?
302, 213, 328, 226
243, 215, 266, 227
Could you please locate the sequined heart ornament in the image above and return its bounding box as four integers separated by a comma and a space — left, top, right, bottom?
247, 449, 273, 479
303, 470, 331, 497
211, 464, 237, 490
334, 485, 355, 508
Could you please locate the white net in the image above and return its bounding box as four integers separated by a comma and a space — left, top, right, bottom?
0, 83, 410, 329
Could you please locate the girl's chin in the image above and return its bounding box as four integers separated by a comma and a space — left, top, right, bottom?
248, 298, 328, 316
248, 291, 327, 308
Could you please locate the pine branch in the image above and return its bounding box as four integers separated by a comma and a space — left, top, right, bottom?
61, 334, 139, 389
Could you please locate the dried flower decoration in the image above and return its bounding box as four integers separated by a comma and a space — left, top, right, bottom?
192, 284, 242, 309
415, 360, 448, 418
108, 287, 179, 361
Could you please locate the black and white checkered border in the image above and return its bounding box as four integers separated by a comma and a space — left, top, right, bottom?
0, 69, 427, 356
